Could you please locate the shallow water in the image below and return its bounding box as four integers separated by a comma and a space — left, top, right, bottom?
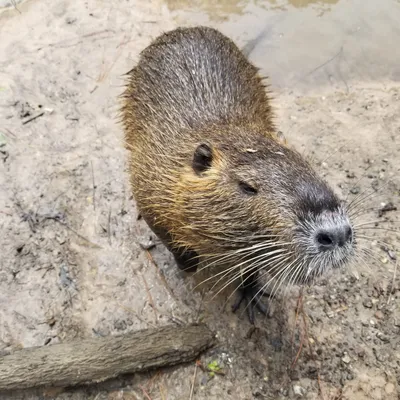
165, 0, 400, 91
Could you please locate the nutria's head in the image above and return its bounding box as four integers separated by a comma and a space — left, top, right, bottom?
174, 125, 355, 289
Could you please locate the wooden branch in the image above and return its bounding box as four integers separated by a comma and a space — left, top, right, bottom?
0, 323, 215, 391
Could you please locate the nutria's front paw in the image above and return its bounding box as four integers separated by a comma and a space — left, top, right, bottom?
231, 284, 270, 324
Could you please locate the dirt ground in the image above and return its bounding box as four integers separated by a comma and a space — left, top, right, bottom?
0, 0, 399, 399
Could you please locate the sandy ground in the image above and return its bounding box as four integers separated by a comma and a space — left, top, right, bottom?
0, 0, 399, 399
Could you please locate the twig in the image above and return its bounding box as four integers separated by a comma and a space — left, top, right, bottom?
145, 249, 177, 300
300, 300, 325, 400
0, 210, 13, 216
48, 215, 101, 248
140, 385, 152, 400
159, 383, 167, 400
387, 259, 398, 305
4, 128, 17, 139
41, 30, 112, 49
304, 47, 343, 79
291, 289, 303, 348
11, 0, 21, 14
291, 336, 305, 370
22, 112, 44, 125
290, 292, 308, 369
189, 362, 198, 400
147, 371, 162, 393
90, 161, 96, 210
113, 299, 156, 328
107, 207, 112, 245
97, 45, 123, 83
293, 46, 343, 88
142, 274, 158, 324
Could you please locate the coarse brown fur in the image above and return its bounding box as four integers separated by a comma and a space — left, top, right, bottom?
120, 27, 354, 319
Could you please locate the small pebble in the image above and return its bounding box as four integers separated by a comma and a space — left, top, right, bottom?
138, 236, 156, 250
293, 385, 306, 397
374, 310, 384, 320
385, 383, 395, 394
363, 298, 373, 308
342, 354, 351, 364
350, 187, 360, 194
376, 332, 390, 343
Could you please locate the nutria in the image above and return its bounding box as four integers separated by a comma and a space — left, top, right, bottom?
121, 26, 355, 323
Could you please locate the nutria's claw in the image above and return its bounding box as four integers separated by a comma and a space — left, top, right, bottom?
231, 285, 269, 324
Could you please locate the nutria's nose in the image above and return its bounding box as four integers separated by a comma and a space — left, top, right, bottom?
315, 225, 353, 251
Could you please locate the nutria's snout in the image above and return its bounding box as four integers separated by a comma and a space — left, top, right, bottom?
314, 221, 353, 251
293, 206, 355, 281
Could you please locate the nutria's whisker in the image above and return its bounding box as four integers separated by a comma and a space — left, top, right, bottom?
221, 252, 291, 292
285, 258, 307, 297
202, 233, 288, 245
215, 252, 294, 299
344, 165, 373, 201
353, 250, 373, 272
357, 246, 385, 267
353, 220, 396, 228
195, 246, 279, 274
346, 182, 391, 214
257, 256, 300, 299
247, 257, 301, 309
226, 255, 295, 311
356, 234, 396, 249
268, 257, 303, 301
349, 208, 389, 221
197, 241, 291, 272
202, 250, 291, 295
354, 226, 400, 235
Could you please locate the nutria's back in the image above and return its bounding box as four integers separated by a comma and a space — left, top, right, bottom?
122, 27, 274, 147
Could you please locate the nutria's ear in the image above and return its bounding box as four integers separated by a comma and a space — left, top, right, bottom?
192, 143, 213, 174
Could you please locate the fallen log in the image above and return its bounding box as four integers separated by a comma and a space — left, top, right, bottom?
0, 323, 215, 391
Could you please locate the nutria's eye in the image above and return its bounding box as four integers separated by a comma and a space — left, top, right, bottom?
239, 181, 258, 195
192, 143, 213, 175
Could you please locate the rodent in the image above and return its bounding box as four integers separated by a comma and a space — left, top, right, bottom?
120, 26, 355, 323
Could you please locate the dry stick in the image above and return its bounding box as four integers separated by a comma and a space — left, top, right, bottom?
91, 161, 96, 211
141, 273, 158, 324
0, 324, 214, 392
22, 112, 44, 125
11, 0, 21, 13
189, 362, 198, 400
159, 384, 166, 400
147, 371, 162, 394
145, 249, 177, 301
50, 216, 102, 249
108, 207, 112, 245
387, 259, 398, 305
140, 385, 153, 400
300, 301, 325, 400
290, 291, 306, 370
291, 289, 303, 350
291, 329, 305, 371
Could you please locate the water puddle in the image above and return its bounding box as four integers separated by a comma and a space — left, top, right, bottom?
165, 0, 400, 91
